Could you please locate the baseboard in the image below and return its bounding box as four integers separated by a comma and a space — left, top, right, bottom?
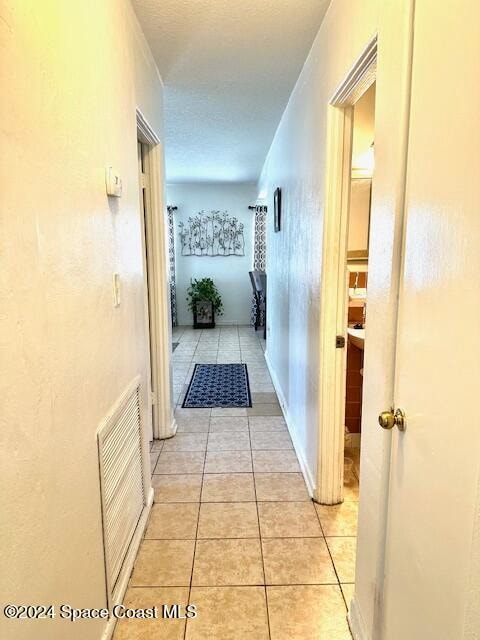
348, 595, 369, 640
101, 487, 154, 640
264, 351, 317, 498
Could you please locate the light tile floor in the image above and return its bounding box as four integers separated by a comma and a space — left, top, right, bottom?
116, 325, 359, 640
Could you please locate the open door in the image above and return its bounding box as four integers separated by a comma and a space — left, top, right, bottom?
136, 110, 176, 442
380, 2, 480, 637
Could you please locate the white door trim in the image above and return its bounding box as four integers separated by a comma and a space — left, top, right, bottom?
316, 36, 377, 505
136, 109, 176, 440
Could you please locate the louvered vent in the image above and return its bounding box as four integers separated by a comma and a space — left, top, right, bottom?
98, 378, 145, 598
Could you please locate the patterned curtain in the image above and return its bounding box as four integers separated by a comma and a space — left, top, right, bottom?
167, 206, 178, 327
251, 205, 267, 326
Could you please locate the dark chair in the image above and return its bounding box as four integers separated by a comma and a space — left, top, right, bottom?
249, 270, 267, 339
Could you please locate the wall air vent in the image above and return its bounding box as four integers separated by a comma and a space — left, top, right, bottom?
97, 377, 145, 602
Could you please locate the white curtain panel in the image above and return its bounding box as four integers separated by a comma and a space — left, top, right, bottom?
167, 207, 178, 326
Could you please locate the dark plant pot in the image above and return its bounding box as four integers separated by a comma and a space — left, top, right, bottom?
193, 300, 215, 329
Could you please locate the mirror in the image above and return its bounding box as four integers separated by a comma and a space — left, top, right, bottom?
347, 177, 371, 262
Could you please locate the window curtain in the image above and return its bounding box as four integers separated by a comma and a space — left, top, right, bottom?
251, 205, 267, 326
167, 206, 178, 327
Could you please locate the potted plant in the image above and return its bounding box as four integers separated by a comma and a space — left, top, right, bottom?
186, 278, 223, 329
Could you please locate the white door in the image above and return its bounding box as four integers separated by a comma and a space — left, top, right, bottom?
381, 2, 480, 638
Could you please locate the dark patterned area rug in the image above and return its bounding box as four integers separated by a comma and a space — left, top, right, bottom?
182, 364, 252, 408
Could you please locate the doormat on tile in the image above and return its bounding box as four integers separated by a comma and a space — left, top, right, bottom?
182, 363, 252, 408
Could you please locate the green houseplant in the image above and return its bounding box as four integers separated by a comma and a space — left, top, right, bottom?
186, 278, 223, 329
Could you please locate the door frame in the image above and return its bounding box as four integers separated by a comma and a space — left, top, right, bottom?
136, 109, 176, 440
317, 37, 377, 505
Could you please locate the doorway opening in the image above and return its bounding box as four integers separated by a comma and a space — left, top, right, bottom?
343, 83, 376, 501
315, 41, 378, 622
317, 36, 377, 507
316, 21, 416, 631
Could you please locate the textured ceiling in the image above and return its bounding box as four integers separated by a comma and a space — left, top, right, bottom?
132, 0, 331, 182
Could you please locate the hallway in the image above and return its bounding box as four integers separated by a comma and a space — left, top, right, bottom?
4, 2, 480, 639
115, 326, 358, 639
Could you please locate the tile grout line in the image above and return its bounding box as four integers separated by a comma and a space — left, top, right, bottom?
249, 411, 272, 640
312, 499, 351, 615
144, 533, 332, 541
182, 334, 202, 640
129, 580, 343, 588
183, 392, 208, 640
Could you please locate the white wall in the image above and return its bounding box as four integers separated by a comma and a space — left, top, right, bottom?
257, 0, 417, 637
257, 0, 384, 497
0, 2, 163, 639
167, 182, 257, 326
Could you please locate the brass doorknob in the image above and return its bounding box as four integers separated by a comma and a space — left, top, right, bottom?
378, 408, 407, 431
378, 410, 395, 430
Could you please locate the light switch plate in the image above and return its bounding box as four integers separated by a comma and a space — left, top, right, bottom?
105, 166, 122, 197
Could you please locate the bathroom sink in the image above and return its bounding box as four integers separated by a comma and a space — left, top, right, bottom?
347, 327, 365, 350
